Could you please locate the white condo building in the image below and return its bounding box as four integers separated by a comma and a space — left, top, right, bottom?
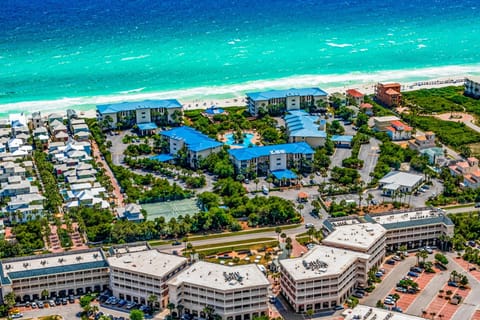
108, 244, 188, 309
0, 249, 109, 303
465, 76, 480, 99
280, 245, 369, 313
168, 261, 270, 320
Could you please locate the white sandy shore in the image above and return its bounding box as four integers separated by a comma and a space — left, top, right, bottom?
180, 76, 466, 111
25, 76, 467, 119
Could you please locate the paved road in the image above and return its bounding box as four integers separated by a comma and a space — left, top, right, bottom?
444, 205, 480, 214
358, 138, 381, 184
450, 257, 480, 320
363, 255, 417, 306
330, 147, 352, 169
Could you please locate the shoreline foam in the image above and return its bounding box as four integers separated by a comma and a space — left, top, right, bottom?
1, 64, 479, 118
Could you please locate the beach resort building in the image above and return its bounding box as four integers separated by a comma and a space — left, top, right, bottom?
228, 142, 314, 177
465, 76, 480, 99
378, 171, 424, 196
246, 88, 328, 117
449, 157, 480, 188
373, 116, 412, 141
168, 261, 270, 320
280, 245, 369, 313
160, 126, 223, 168
0, 248, 109, 303
284, 111, 326, 148
346, 89, 364, 106
108, 244, 188, 309
375, 83, 402, 107
96, 99, 183, 133
364, 207, 455, 251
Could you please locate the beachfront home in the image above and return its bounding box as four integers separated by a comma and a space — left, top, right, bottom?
449, 157, 480, 188
465, 76, 480, 99
408, 132, 436, 151
375, 83, 402, 107
228, 142, 314, 177
96, 99, 183, 132
160, 126, 223, 168
373, 116, 412, 140
359, 103, 373, 116
48, 113, 63, 125
246, 87, 328, 117
346, 89, 364, 106
31, 111, 45, 129
284, 110, 327, 148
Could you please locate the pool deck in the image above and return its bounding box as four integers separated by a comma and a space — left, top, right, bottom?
219, 130, 262, 149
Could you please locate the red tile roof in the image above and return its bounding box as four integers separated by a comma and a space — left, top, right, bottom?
385, 88, 401, 95
360, 103, 373, 109
346, 89, 364, 98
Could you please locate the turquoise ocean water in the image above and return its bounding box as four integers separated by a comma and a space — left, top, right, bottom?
1, 0, 480, 116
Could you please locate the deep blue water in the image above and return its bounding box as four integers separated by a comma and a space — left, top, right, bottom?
1, 0, 480, 114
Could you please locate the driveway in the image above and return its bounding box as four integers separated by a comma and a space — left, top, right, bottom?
358, 138, 381, 184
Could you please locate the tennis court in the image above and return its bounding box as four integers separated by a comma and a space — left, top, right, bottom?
142, 198, 200, 221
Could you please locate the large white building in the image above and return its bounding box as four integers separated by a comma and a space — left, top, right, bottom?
280, 245, 369, 313
378, 171, 424, 196
321, 222, 386, 270
107, 244, 187, 309
0, 249, 109, 303
346, 305, 425, 320
364, 207, 455, 251
465, 76, 480, 99
96, 99, 183, 130
168, 261, 270, 320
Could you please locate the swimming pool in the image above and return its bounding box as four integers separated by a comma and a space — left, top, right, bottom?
224, 133, 255, 148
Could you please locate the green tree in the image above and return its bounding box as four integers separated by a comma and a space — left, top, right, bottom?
4, 291, 16, 309
275, 227, 282, 242
41, 289, 49, 300
130, 309, 145, 320
167, 302, 175, 317
147, 294, 158, 310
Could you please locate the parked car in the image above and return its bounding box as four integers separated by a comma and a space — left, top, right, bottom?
305, 223, 314, 229
410, 267, 423, 273
375, 272, 384, 278
11, 314, 23, 319
407, 288, 417, 294
334, 305, 345, 310
448, 281, 459, 287
48, 300, 56, 307
392, 255, 402, 261
407, 271, 419, 277
61, 298, 68, 305
37, 301, 44, 308
31, 302, 37, 308
386, 259, 396, 265
172, 240, 181, 246
383, 299, 395, 305
392, 306, 403, 312
424, 246, 433, 254
475, 203, 480, 208
352, 292, 364, 298
395, 287, 407, 293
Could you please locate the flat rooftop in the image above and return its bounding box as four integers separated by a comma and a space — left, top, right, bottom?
279, 245, 368, 281
365, 208, 454, 229
322, 223, 386, 252
168, 261, 269, 291
108, 249, 187, 277
0, 249, 107, 282
345, 305, 424, 320
110, 243, 150, 255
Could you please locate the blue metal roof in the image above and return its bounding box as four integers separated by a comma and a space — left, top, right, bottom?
271, 169, 297, 180
97, 99, 182, 114
137, 122, 158, 131
150, 154, 174, 162
205, 107, 225, 115
229, 142, 314, 161
161, 126, 223, 152
246, 87, 327, 101
2, 260, 109, 281
0, 263, 12, 285
331, 135, 354, 143
285, 110, 327, 138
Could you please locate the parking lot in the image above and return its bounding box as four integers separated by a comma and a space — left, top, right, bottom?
361, 250, 480, 319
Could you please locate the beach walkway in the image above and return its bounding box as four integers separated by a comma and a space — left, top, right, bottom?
91, 139, 124, 207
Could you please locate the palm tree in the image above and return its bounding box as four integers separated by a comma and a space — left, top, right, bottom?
280, 233, 287, 242
203, 305, 215, 319
306, 309, 314, 319
41, 289, 49, 300
147, 294, 157, 310
176, 304, 184, 317
275, 227, 282, 243
167, 302, 175, 318
91, 304, 99, 316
